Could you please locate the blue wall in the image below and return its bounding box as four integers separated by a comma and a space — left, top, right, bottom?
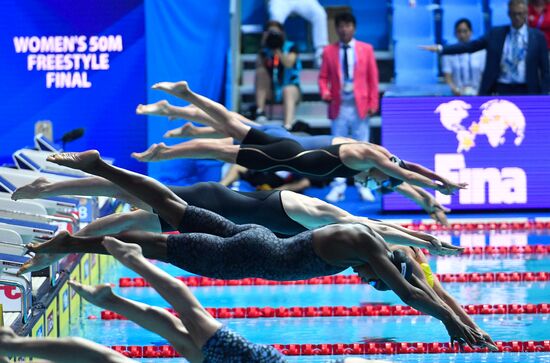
0, 0, 230, 181
144, 0, 229, 183
0, 0, 147, 173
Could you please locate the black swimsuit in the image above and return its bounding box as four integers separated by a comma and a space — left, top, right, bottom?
159, 182, 307, 236
236, 128, 359, 179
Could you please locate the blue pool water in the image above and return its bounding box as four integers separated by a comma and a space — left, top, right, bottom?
70, 232, 550, 363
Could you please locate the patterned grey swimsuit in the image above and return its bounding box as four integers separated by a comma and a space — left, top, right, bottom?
202, 326, 287, 363
166, 206, 346, 280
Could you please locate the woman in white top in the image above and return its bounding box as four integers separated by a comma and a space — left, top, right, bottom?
442, 18, 487, 96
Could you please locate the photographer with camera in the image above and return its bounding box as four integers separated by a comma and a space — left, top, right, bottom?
255, 20, 302, 129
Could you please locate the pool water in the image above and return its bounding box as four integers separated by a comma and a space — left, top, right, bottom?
69, 232, 550, 363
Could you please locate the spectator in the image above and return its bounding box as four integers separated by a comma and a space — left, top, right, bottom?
422, 0, 549, 95
268, 0, 328, 67
255, 20, 302, 129
442, 18, 487, 95
318, 12, 379, 203
528, 0, 550, 53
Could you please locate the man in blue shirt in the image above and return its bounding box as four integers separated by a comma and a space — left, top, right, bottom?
422, 0, 549, 95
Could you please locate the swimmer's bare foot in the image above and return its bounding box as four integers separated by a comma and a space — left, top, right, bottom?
102, 237, 144, 268
19, 231, 74, 274
152, 81, 191, 100
17, 253, 64, 275
131, 143, 168, 162
26, 230, 71, 254
136, 100, 172, 117
47, 150, 100, 172
164, 123, 196, 138
11, 177, 50, 201
69, 281, 117, 308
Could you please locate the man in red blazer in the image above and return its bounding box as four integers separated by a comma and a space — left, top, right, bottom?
318, 12, 379, 202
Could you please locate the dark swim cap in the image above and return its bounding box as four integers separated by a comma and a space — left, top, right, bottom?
369, 250, 414, 291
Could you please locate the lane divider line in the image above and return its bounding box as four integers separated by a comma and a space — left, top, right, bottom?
400, 221, 550, 232
110, 340, 550, 358
118, 271, 550, 287
100, 303, 550, 320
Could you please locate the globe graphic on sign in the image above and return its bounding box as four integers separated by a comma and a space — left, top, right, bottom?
434, 99, 526, 153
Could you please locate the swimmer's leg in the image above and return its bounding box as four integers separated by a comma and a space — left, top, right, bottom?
20, 230, 170, 275
77, 210, 162, 237
0, 327, 133, 363
164, 123, 226, 139
132, 139, 237, 164
103, 237, 222, 350
152, 81, 250, 140
70, 281, 203, 361
12, 176, 149, 210
48, 150, 189, 228
20, 210, 164, 274
23, 202, 248, 275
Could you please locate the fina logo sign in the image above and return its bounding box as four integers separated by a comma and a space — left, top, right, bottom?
435, 99, 525, 152
433, 99, 527, 206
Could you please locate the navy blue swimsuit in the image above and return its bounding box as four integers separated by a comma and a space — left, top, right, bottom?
202, 326, 287, 363
166, 206, 345, 281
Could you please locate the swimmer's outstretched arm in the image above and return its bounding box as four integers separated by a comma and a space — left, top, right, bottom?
403, 160, 467, 195
367, 152, 453, 194
0, 327, 134, 363
363, 219, 460, 255
360, 241, 484, 347
280, 192, 458, 254
11, 176, 150, 210
410, 185, 451, 226
394, 183, 450, 226
408, 249, 498, 350
70, 279, 204, 361
103, 237, 222, 351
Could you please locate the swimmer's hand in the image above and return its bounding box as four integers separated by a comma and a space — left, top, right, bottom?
477, 329, 499, 352
437, 180, 468, 195
427, 200, 451, 226
429, 208, 449, 226
444, 317, 484, 349
428, 239, 464, 256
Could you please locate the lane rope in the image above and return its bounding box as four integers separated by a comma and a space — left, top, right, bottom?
400, 221, 550, 232
110, 340, 550, 358
100, 303, 550, 320
118, 271, 550, 287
